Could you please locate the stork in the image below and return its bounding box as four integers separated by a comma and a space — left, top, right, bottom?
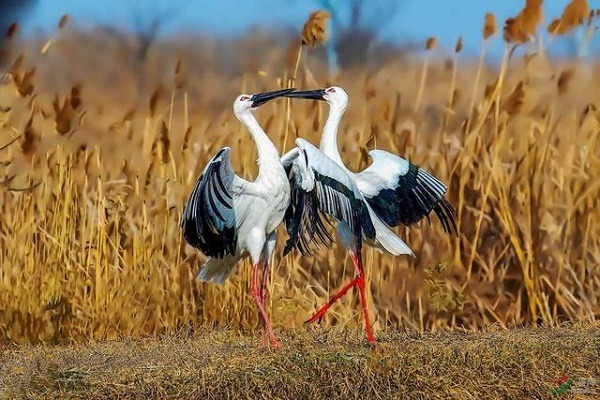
283, 86, 456, 343
181, 89, 294, 347
182, 88, 368, 347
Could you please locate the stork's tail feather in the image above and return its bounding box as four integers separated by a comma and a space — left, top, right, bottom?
197, 255, 242, 284
373, 225, 414, 256
367, 204, 414, 257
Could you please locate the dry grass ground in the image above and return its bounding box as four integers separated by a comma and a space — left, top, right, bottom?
1, 323, 599, 399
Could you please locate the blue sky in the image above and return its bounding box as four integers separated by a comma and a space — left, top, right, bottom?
18, 0, 593, 58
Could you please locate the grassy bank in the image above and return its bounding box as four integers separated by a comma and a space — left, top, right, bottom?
1, 323, 599, 399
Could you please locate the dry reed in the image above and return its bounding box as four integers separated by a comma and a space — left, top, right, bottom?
0, 1, 599, 343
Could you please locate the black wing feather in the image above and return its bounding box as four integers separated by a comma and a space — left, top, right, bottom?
181, 147, 237, 258
282, 152, 333, 256
283, 148, 375, 256
366, 163, 457, 234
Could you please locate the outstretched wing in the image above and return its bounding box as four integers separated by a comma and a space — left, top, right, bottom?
355, 150, 457, 234
282, 139, 375, 256
181, 147, 239, 258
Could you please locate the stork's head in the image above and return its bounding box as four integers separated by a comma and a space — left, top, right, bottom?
233, 88, 295, 116
284, 86, 348, 110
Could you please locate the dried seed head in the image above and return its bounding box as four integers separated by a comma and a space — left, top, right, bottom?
483, 13, 497, 40
548, 19, 562, 34
145, 161, 155, 188
174, 60, 186, 89
58, 14, 69, 30
504, 18, 525, 43
182, 126, 193, 151
70, 84, 82, 109
503, 0, 543, 43
53, 94, 73, 135
9, 55, 36, 98
523, 0, 543, 31
548, 0, 589, 35
557, 69, 574, 94
426, 37, 437, 50
301, 10, 330, 47
13, 66, 35, 97
6, 23, 18, 39
455, 36, 463, 53
21, 117, 38, 156
159, 120, 170, 164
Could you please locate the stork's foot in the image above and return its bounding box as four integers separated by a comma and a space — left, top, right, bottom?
269, 336, 281, 348
258, 327, 281, 348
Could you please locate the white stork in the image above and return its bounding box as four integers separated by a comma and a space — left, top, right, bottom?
282, 86, 456, 343
181, 89, 295, 347
182, 88, 368, 347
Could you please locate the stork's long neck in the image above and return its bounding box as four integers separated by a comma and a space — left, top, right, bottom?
319, 103, 346, 167
238, 111, 283, 181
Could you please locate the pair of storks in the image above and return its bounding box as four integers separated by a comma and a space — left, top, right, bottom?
182, 86, 456, 346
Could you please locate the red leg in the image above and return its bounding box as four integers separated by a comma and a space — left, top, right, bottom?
352, 253, 375, 343
305, 251, 376, 343
304, 250, 363, 323
305, 276, 360, 324
251, 263, 280, 348
258, 263, 270, 346
260, 262, 269, 308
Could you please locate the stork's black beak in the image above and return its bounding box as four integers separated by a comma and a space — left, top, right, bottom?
251, 88, 296, 107
283, 89, 327, 100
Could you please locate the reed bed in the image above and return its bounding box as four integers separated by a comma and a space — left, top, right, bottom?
0, 4, 599, 343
